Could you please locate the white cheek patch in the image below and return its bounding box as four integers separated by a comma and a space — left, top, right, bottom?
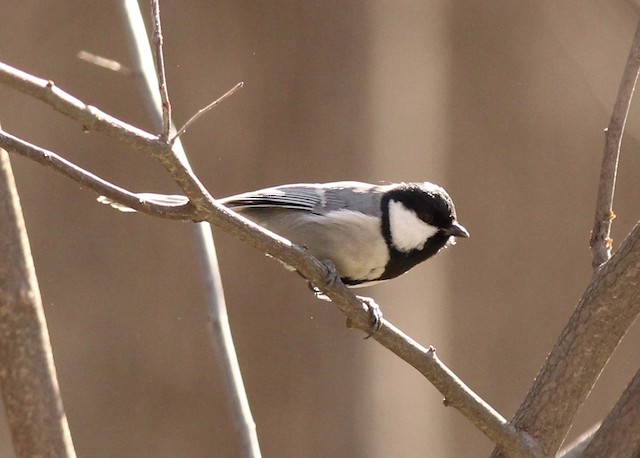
388, 199, 439, 252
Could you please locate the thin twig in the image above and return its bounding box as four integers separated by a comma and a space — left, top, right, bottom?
590, 20, 640, 271
375, 335, 543, 457
0, 60, 540, 456
150, 0, 171, 140
0, 61, 165, 152
0, 59, 194, 194
77, 51, 135, 77
123, 1, 261, 456
170, 82, 244, 145
0, 130, 196, 220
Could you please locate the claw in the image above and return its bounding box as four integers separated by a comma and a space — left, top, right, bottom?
320, 259, 339, 286
308, 259, 339, 295
308, 260, 383, 338
355, 295, 383, 339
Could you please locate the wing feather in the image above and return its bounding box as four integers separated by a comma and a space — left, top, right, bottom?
219, 183, 357, 213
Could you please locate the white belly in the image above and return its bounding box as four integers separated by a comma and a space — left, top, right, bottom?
245, 209, 390, 282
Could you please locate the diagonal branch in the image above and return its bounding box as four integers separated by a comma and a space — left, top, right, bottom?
0, 59, 541, 457
492, 21, 640, 458
0, 147, 77, 458
590, 20, 640, 271
557, 423, 601, 458
0, 129, 196, 220
170, 82, 244, 145
491, 219, 640, 457
580, 369, 640, 457
0, 61, 165, 153
0, 60, 208, 207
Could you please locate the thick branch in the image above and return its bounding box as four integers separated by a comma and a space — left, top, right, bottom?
0, 60, 538, 457
581, 369, 640, 457
491, 22, 640, 457
0, 148, 76, 457
590, 20, 640, 270
492, 220, 640, 457
557, 423, 601, 458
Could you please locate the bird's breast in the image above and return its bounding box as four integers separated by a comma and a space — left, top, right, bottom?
240, 208, 390, 284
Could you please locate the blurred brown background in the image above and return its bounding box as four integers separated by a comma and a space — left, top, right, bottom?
1, 1, 640, 457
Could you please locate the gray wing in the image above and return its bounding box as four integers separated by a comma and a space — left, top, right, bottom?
219, 181, 384, 216
99, 181, 389, 217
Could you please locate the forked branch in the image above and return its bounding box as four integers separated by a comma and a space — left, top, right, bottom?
0, 58, 541, 457
590, 21, 640, 270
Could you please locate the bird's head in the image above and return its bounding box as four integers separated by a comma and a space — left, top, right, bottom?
382, 182, 469, 255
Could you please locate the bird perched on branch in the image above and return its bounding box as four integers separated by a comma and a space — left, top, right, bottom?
100, 181, 468, 332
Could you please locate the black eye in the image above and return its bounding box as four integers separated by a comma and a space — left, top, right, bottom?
420, 212, 434, 225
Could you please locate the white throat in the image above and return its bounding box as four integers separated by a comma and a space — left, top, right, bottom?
388, 199, 439, 252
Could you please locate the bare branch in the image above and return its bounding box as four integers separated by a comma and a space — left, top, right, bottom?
0, 59, 540, 456
170, 82, 244, 145
123, 1, 261, 456
557, 423, 601, 458
491, 220, 640, 457
590, 20, 640, 270
491, 21, 640, 458
0, 147, 76, 457
581, 369, 640, 457
150, 0, 171, 140
0, 61, 165, 153
0, 60, 200, 197
0, 129, 196, 220
379, 337, 542, 457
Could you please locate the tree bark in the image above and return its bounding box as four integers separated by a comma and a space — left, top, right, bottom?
0, 148, 76, 458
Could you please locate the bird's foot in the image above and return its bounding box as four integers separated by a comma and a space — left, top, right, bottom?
309, 260, 383, 338
307, 259, 339, 297
353, 295, 383, 339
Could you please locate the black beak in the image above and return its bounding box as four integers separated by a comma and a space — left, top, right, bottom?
444, 222, 469, 238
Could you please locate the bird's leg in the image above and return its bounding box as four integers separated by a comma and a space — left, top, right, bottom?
307, 259, 339, 299
309, 260, 383, 339
352, 295, 383, 339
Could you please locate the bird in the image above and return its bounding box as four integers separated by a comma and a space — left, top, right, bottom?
101, 181, 468, 287
100, 181, 468, 335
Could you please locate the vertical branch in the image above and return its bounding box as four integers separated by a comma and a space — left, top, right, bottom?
0, 147, 76, 457
590, 21, 640, 270
121, 1, 262, 457
150, 0, 172, 140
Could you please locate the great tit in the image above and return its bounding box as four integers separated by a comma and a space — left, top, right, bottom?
101, 181, 468, 286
